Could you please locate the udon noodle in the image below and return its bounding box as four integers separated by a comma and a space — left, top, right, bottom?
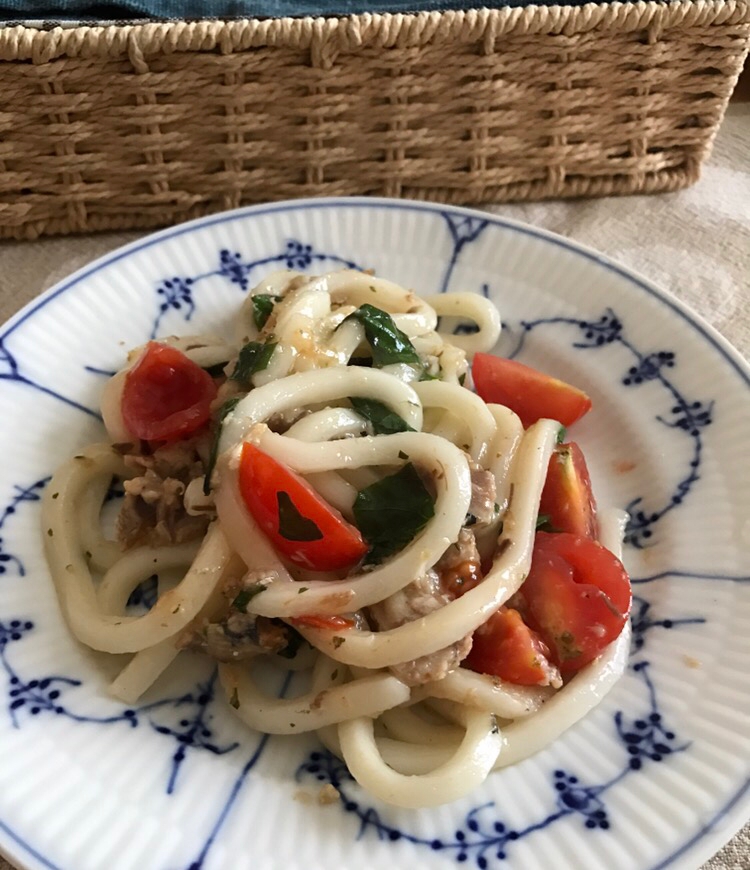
43, 269, 631, 808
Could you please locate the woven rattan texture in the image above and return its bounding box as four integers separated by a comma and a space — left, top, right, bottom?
1, 3, 749, 239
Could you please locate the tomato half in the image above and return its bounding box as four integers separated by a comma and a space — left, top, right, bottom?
472, 353, 592, 429
522, 532, 631, 674
466, 607, 559, 686
238, 442, 368, 572
539, 442, 598, 538
121, 342, 217, 442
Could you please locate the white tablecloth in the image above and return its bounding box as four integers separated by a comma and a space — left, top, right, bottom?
0, 102, 747, 870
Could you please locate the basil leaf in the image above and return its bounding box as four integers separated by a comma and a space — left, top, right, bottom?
353, 464, 435, 564
251, 294, 281, 330
232, 582, 267, 612
350, 397, 415, 435
203, 397, 240, 495
277, 491, 324, 542
230, 340, 277, 384
345, 304, 421, 368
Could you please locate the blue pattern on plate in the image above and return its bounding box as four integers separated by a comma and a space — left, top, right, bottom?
0, 200, 747, 870
150, 240, 362, 340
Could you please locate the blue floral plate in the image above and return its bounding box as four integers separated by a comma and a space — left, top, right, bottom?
0, 198, 748, 870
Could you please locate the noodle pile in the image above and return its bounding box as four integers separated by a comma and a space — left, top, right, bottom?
43, 269, 630, 808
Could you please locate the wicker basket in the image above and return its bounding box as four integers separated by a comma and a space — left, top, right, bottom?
1, 2, 748, 240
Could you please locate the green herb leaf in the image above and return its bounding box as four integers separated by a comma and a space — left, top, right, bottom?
277, 491, 324, 542
556, 426, 567, 444
251, 294, 281, 330
230, 340, 277, 384
345, 304, 421, 368
350, 397, 415, 435
203, 397, 241, 495
232, 582, 267, 612
353, 463, 435, 564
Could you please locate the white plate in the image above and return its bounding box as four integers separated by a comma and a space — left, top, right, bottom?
0, 198, 747, 870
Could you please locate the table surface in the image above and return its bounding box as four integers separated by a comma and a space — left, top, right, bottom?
0, 102, 747, 870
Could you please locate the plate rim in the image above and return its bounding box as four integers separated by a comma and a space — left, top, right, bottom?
0, 195, 748, 870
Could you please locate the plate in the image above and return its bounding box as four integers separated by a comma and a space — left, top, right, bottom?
0, 198, 748, 870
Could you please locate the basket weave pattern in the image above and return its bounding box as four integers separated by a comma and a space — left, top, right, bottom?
1, 2, 748, 239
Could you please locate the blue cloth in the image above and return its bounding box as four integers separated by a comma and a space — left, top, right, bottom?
6, 0, 599, 22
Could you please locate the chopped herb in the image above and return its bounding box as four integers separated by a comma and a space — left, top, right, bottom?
494, 503, 500, 514
556, 426, 567, 444
353, 463, 435, 564
398, 450, 409, 460
277, 492, 324, 542
232, 582, 267, 612
47, 528, 54, 537
229, 687, 240, 709
230, 340, 277, 383
203, 397, 241, 495
350, 397, 415, 435
203, 361, 229, 378
332, 636, 345, 649
459, 373, 467, 386
344, 304, 421, 368
251, 294, 282, 330
51, 492, 59, 499
298, 586, 309, 594
557, 630, 582, 660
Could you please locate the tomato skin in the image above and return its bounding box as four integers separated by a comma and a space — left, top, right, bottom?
523, 532, 631, 674
472, 353, 592, 429
121, 342, 217, 442
238, 442, 368, 572
466, 607, 559, 686
290, 615, 355, 630
539, 442, 598, 539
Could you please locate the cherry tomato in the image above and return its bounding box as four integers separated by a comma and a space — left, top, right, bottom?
121, 342, 217, 442
472, 353, 592, 429
466, 607, 559, 686
522, 532, 631, 674
539, 442, 598, 539
290, 615, 356, 630
238, 442, 368, 572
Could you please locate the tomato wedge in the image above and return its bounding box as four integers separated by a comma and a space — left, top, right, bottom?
238, 442, 368, 572
522, 532, 631, 674
121, 342, 217, 442
472, 353, 592, 429
290, 615, 356, 630
466, 607, 559, 686
539, 442, 598, 539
